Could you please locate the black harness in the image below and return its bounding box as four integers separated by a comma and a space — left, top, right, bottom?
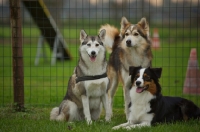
76, 73, 107, 83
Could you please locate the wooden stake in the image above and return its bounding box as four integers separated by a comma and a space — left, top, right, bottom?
9, 0, 24, 111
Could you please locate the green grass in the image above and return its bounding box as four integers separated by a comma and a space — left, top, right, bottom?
0, 24, 200, 131
0, 107, 200, 132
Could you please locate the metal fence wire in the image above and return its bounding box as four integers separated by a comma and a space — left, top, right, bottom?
0, 0, 199, 108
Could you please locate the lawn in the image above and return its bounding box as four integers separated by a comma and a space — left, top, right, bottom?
0, 107, 200, 132
0, 25, 200, 131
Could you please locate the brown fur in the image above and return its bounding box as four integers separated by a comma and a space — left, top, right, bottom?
145, 79, 157, 95
100, 17, 153, 119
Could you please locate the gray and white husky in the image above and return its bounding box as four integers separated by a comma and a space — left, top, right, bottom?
50, 29, 112, 124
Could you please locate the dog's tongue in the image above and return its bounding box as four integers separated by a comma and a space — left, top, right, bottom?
90, 56, 96, 62
136, 87, 144, 93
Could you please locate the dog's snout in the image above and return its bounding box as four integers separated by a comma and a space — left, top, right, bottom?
126, 40, 132, 47
91, 51, 96, 56
136, 81, 141, 86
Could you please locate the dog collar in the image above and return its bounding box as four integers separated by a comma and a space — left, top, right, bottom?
76, 73, 107, 83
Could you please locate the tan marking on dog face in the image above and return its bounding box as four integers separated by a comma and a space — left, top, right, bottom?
121, 23, 132, 36
121, 25, 149, 49
143, 73, 157, 95
133, 73, 157, 95
124, 27, 140, 37
134, 73, 140, 81
145, 79, 157, 95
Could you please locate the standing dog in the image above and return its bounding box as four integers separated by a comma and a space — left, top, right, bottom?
99, 17, 153, 119
50, 29, 112, 124
113, 66, 200, 130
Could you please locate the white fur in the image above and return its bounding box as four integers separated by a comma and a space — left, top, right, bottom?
124, 47, 150, 68
79, 41, 107, 75
100, 17, 152, 123
130, 25, 135, 31
79, 39, 110, 123
104, 35, 114, 50
81, 95, 92, 124
99, 24, 119, 53
82, 77, 111, 123
79, 36, 111, 124
123, 27, 147, 48
121, 68, 132, 118
50, 107, 60, 120
50, 30, 111, 124
85, 40, 100, 55
67, 101, 80, 121
50, 100, 80, 121
84, 78, 108, 97
136, 68, 145, 85
112, 69, 155, 130
119, 52, 149, 120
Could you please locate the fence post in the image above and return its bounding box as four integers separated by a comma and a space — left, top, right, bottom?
9, 0, 24, 111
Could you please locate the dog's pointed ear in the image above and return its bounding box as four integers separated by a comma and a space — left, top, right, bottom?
129, 66, 142, 76
80, 30, 87, 43
99, 29, 106, 41
151, 68, 162, 78
120, 17, 130, 33
138, 17, 149, 37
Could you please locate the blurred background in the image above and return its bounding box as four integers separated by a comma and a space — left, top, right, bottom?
0, 0, 199, 108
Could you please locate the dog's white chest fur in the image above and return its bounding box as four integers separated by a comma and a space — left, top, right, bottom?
84, 77, 109, 97
129, 87, 155, 123
131, 48, 150, 68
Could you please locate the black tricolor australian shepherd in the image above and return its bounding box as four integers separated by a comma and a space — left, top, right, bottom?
113, 66, 200, 130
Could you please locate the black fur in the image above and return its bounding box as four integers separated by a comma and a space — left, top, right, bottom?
82, 36, 103, 46
129, 66, 200, 125
107, 35, 124, 72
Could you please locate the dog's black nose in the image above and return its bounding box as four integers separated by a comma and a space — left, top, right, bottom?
91, 51, 96, 56
126, 40, 132, 47
136, 81, 141, 86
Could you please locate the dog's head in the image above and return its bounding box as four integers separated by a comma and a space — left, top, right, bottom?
79, 29, 106, 62
129, 66, 162, 95
120, 17, 150, 48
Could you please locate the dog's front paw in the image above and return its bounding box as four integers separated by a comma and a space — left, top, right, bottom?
125, 126, 133, 130
105, 117, 111, 122
112, 125, 121, 130
86, 119, 92, 125
105, 114, 112, 122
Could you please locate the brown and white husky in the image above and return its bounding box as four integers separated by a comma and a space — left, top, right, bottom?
99, 17, 153, 119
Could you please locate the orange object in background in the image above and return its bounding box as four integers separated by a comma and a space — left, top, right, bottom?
183, 48, 200, 94
152, 28, 160, 50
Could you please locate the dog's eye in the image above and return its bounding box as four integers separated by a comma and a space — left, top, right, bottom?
87, 44, 91, 47
134, 75, 139, 80
82, 42, 87, 45
125, 33, 129, 36
144, 76, 151, 81
96, 44, 99, 47
134, 33, 139, 36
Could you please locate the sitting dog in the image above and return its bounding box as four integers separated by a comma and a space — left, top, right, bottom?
50, 29, 112, 124
113, 66, 200, 130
